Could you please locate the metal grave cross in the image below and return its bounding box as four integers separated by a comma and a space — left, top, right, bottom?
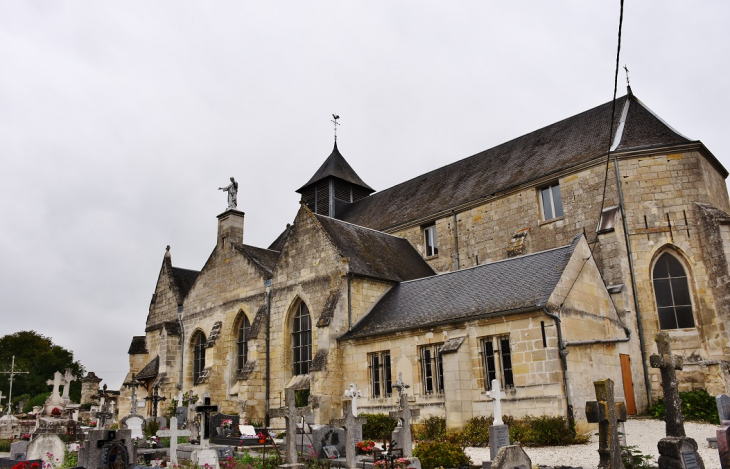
0, 356, 29, 415
157, 416, 191, 464
392, 373, 410, 398
650, 331, 685, 438
487, 378, 507, 425
195, 396, 219, 440
344, 383, 363, 417
389, 390, 420, 458
331, 400, 367, 469
123, 374, 142, 415
270, 387, 313, 465
145, 384, 167, 418
585, 379, 627, 469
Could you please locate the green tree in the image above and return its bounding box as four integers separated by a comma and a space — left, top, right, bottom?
0, 331, 85, 408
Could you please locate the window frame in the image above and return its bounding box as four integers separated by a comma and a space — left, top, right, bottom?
652, 252, 696, 330
480, 335, 513, 391
193, 332, 206, 385
369, 351, 392, 398
538, 183, 564, 221
423, 224, 439, 257
419, 343, 444, 395
291, 302, 312, 376
237, 314, 251, 373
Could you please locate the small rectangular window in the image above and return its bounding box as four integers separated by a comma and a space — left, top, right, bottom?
539, 183, 564, 221
419, 343, 444, 394
369, 351, 391, 398
481, 335, 514, 390
424, 225, 439, 257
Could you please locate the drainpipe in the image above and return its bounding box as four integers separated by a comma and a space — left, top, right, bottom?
613, 155, 652, 404
264, 279, 272, 427
178, 305, 184, 391
542, 307, 573, 429
347, 274, 352, 331
563, 337, 630, 347
452, 211, 460, 270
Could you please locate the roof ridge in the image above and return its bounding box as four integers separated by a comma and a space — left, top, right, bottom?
314, 213, 408, 240
171, 266, 200, 274
241, 243, 280, 254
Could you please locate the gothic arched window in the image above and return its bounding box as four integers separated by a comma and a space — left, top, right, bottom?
653, 252, 695, 330
291, 302, 312, 375
193, 332, 206, 384
237, 314, 251, 373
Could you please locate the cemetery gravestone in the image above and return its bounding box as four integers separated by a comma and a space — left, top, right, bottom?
210, 412, 239, 437
9, 440, 28, 460
156, 416, 191, 465
585, 379, 627, 469
717, 394, 730, 469
487, 379, 509, 461
121, 414, 145, 441
492, 445, 531, 469
270, 387, 313, 467
175, 407, 188, 427
192, 448, 219, 469
77, 429, 135, 469
26, 434, 65, 467
389, 388, 420, 458
323, 446, 340, 459
330, 400, 366, 469
650, 332, 705, 469
195, 397, 219, 442
718, 395, 730, 425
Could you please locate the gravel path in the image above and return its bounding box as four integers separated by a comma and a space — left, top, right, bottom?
465, 418, 720, 469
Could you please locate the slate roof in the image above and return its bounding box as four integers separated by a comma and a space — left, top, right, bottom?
128, 336, 148, 355
297, 142, 374, 193
268, 224, 292, 251
341, 235, 580, 340
237, 244, 280, 276
171, 267, 199, 298
337, 94, 696, 231
314, 213, 435, 283
135, 355, 159, 380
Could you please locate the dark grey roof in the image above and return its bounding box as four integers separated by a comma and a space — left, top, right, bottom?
128, 336, 148, 355
342, 235, 581, 340
268, 224, 293, 251
338, 94, 694, 231
314, 214, 435, 283
171, 267, 199, 298
237, 244, 279, 277
135, 355, 159, 380
297, 142, 374, 193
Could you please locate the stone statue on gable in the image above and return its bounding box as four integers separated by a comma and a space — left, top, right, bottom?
219, 177, 238, 209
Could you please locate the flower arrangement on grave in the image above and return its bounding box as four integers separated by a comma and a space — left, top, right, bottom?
11, 462, 40, 469
89, 421, 97, 427
51, 407, 61, 416
20, 434, 31, 441
147, 436, 158, 448
356, 440, 376, 454
222, 419, 233, 430
257, 431, 266, 445
394, 457, 410, 469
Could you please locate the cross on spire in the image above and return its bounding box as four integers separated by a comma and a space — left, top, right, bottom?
331, 114, 340, 142
0, 356, 29, 415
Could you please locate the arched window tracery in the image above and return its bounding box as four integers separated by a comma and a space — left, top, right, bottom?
652, 252, 695, 330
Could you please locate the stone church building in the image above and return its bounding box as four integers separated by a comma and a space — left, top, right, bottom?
121, 89, 730, 433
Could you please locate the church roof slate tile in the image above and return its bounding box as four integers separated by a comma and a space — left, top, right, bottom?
237, 244, 280, 276
341, 235, 580, 340
337, 94, 693, 231
128, 336, 148, 355
314, 213, 435, 283
135, 355, 159, 380
171, 267, 199, 299
297, 142, 374, 193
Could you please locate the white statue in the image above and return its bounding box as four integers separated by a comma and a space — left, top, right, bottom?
219, 177, 238, 209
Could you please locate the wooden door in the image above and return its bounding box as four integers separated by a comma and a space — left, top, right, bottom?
620, 354, 637, 415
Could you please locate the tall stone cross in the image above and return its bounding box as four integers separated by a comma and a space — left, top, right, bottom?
343, 383, 362, 417
331, 400, 367, 469
123, 375, 142, 415
46, 371, 65, 401
270, 387, 313, 465
650, 332, 685, 438
487, 378, 507, 425
586, 379, 627, 469
392, 373, 410, 398
61, 369, 76, 400
145, 384, 167, 418
0, 391, 6, 413
195, 396, 219, 441
157, 416, 192, 465
389, 390, 420, 457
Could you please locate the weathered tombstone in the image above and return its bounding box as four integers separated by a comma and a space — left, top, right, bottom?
210, 412, 239, 436
492, 445, 531, 469
26, 434, 66, 467
585, 379, 627, 469
650, 332, 705, 469
121, 414, 145, 441
77, 428, 135, 469
9, 440, 29, 460
309, 425, 345, 458
175, 406, 188, 427
156, 416, 191, 465
717, 425, 730, 469
389, 377, 420, 458
718, 395, 730, 426
330, 400, 366, 469
323, 445, 340, 459
192, 448, 220, 469
487, 378, 509, 461
270, 387, 313, 468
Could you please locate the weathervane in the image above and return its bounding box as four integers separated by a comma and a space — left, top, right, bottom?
331, 114, 340, 142
623, 64, 630, 87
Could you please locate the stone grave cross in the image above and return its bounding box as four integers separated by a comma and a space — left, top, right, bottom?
123, 375, 142, 415
145, 384, 167, 418
46, 371, 64, 402
93, 384, 114, 429
61, 369, 76, 400
650, 332, 685, 438
585, 379, 627, 469
389, 388, 419, 457
343, 383, 363, 417
330, 400, 367, 469
392, 373, 410, 398
157, 416, 192, 464
195, 396, 219, 441
270, 387, 313, 465
487, 378, 507, 425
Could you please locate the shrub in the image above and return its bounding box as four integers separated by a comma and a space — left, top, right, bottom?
414, 439, 470, 469
362, 413, 397, 443
412, 416, 446, 441
144, 419, 160, 438
460, 416, 491, 447
0, 440, 11, 452
22, 392, 51, 413
646, 389, 719, 425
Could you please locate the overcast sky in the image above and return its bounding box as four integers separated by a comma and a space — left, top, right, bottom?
1, 2, 729, 390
